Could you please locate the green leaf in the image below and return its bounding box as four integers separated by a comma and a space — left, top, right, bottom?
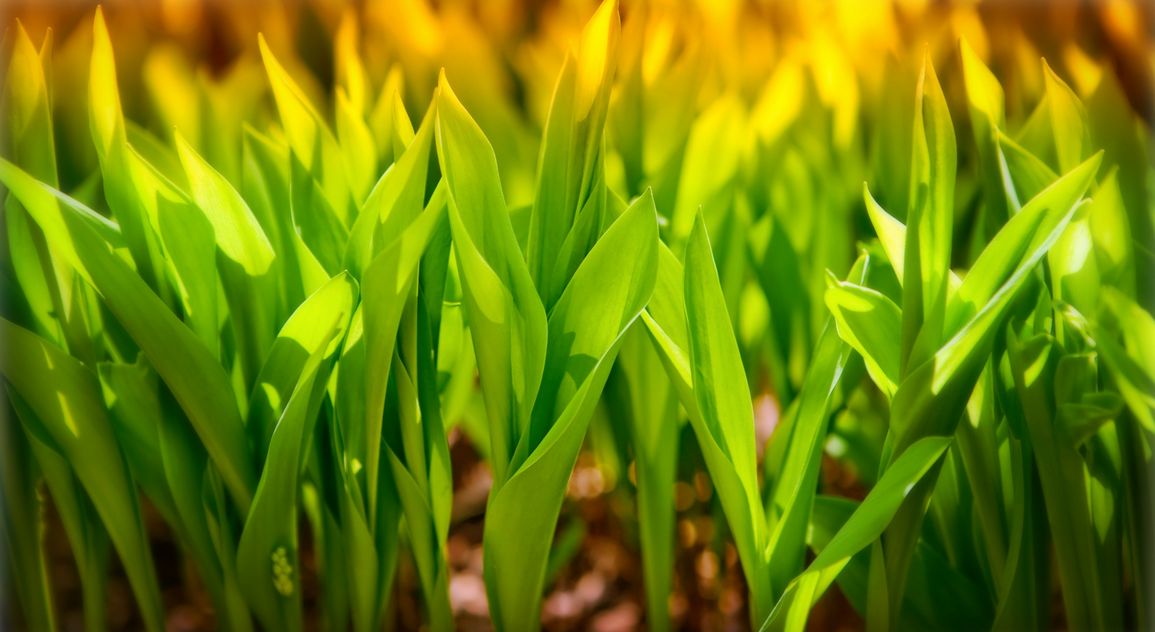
3, 20, 94, 367
873, 154, 1099, 631
36, 467, 111, 632
343, 97, 435, 280
90, 23, 223, 362
386, 269, 455, 631
954, 366, 1009, 593
946, 153, 1102, 339
997, 130, 1058, 210
526, 0, 620, 304
1043, 60, 1091, 176
158, 397, 253, 632
202, 464, 256, 632
901, 538, 994, 631
125, 120, 186, 189
336, 87, 377, 207
5, 195, 63, 344
1059, 392, 1123, 447
89, 7, 169, 300
866, 541, 889, 632
811, 495, 995, 632
100, 358, 253, 629
900, 51, 955, 378
482, 187, 658, 632
1015, 95, 1057, 172
325, 409, 382, 632
98, 360, 180, 525
685, 210, 761, 518
435, 71, 547, 488
1, 318, 166, 632
670, 93, 747, 245
4, 21, 58, 186
889, 174, 1091, 455
873, 55, 916, 223
749, 212, 810, 401
542, 162, 608, 312
526, 190, 658, 459
259, 34, 355, 227
807, 495, 869, 615
1086, 66, 1155, 309
759, 436, 954, 632
1096, 287, 1155, 432
1049, 199, 1100, 332
0, 159, 256, 511
334, 307, 368, 475
666, 210, 771, 619
766, 320, 854, 599
360, 185, 446, 526
0, 398, 57, 632
237, 307, 349, 632
1006, 327, 1104, 631
177, 129, 279, 390
612, 322, 681, 630
1088, 168, 1135, 294
960, 36, 1010, 230
825, 280, 900, 398
863, 183, 961, 298
866, 151, 1100, 355
248, 273, 359, 460
990, 436, 1037, 632
370, 462, 402, 629
141, 157, 219, 353
290, 151, 350, 277
240, 123, 329, 314
368, 65, 412, 172
387, 433, 453, 630
87, 8, 124, 165
176, 130, 275, 276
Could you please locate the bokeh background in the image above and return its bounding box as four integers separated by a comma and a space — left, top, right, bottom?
2, 1, 1153, 630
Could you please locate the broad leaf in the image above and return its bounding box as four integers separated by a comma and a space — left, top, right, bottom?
175, 130, 275, 276
759, 436, 954, 632
237, 308, 349, 632
0, 159, 256, 511
248, 273, 359, 460
435, 71, 547, 489
360, 185, 446, 523
900, 51, 955, 378
960, 36, 1010, 231
526, 0, 620, 307
825, 280, 900, 398
1, 319, 166, 632
482, 188, 658, 632
259, 35, 355, 226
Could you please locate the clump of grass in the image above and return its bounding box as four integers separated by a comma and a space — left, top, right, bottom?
1, 2, 1153, 632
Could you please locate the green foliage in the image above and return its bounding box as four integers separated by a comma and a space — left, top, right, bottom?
1, 4, 1152, 632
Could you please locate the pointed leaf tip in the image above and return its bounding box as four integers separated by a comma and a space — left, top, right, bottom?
176, 129, 276, 276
